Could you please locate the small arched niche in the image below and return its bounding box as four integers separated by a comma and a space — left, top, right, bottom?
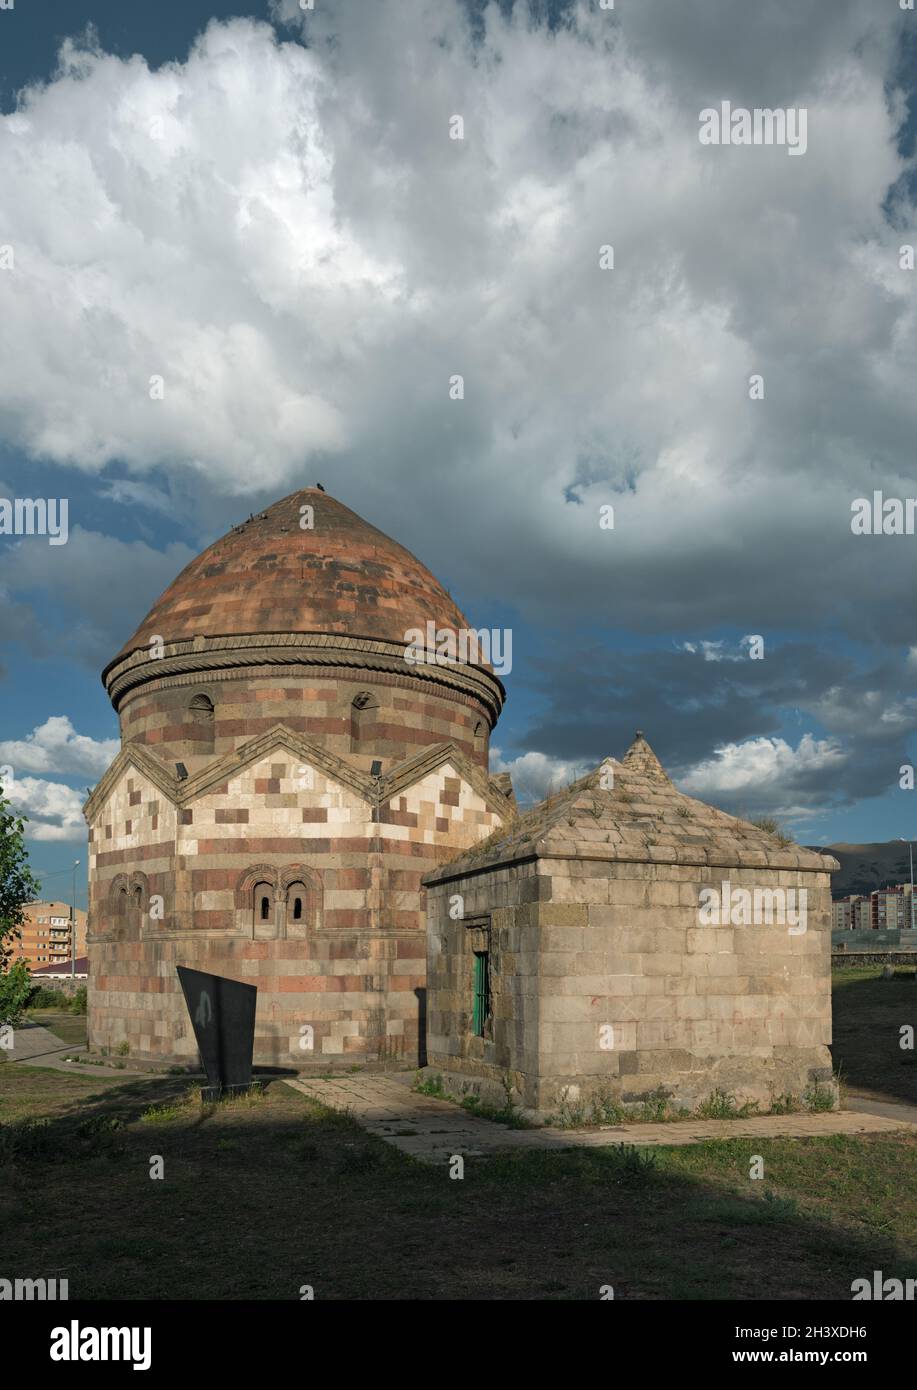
188, 692, 215, 752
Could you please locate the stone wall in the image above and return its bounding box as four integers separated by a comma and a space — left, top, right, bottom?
87, 742, 508, 1066
426, 857, 835, 1117
117, 666, 492, 775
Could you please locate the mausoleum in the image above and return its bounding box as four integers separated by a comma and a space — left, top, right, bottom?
424, 734, 837, 1117
85, 488, 512, 1065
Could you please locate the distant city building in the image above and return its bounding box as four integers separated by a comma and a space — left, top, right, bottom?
8, 901, 88, 968
832, 885, 915, 930
831, 895, 869, 930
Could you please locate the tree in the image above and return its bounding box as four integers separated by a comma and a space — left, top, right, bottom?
0, 782, 41, 973
0, 960, 34, 1029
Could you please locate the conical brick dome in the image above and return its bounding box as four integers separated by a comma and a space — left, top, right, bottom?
101, 487, 504, 744
112, 487, 469, 659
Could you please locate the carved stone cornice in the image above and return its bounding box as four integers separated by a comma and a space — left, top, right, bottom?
103, 630, 505, 725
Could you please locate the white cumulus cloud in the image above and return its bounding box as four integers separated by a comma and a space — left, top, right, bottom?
0, 716, 119, 777
491, 747, 591, 805
679, 733, 847, 815
4, 774, 87, 841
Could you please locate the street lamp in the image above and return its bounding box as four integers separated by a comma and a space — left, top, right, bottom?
897, 839, 914, 931
70, 860, 81, 978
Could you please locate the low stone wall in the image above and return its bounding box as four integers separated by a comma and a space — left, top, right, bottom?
832, 953, 917, 967
30, 976, 87, 1000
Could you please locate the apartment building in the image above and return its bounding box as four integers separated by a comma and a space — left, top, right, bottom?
7, 900, 88, 968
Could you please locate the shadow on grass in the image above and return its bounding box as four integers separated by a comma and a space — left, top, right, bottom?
1, 1068, 915, 1301
831, 968, 917, 1107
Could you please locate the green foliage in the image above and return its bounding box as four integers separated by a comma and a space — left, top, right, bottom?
749, 815, 793, 847
550, 1095, 588, 1128
696, 1088, 760, 1120
604, 1143, 658, 1179
69, 986, 87, 1015
0, 960, 36, 1028
803, 1081, 836, 1113
635, 1086, 673, 1122
413, 1071, 445, 1097
140, 1103, 183, 1124
588, 1082, 628, 1125
0, 785, 41, 969
29, 986, 65, 1009
459, 1094, 533, 1128
0, 1117, 53, 1163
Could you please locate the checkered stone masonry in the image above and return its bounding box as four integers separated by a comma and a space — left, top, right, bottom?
86, 488, 510, 1067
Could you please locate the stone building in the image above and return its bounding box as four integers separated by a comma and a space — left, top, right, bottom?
84, 487, 512, 1065
424, 734, 837, 1117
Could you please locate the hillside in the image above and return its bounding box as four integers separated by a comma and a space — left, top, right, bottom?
805, 842, 914, 898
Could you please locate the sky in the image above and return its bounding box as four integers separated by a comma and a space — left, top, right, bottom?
2, 0, 917, 911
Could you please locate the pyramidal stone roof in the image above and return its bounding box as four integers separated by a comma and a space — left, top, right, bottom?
429, 733, 840, 881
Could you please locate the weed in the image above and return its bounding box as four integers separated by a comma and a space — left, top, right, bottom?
635, 1087, 672, 1123
414, 1072, 445, 1098
604, 1143, 658, 1179
696, 1089, 759, 1120
140, 1103, 182, 1124
803, 1081, 836, 1113
338, 1146, 382, 1175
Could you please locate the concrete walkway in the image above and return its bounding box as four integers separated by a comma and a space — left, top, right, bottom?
3, 1020, 84, 1070
286, 1075, 917, 1165
1, 1022, 149, 1079
845, 1094, 917, 1127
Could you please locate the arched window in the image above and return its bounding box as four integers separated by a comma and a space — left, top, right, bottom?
283, 878, 311, 939
350, 691, 379, 751
188, 693, 215, 752
473, 720, 487, 758
253, 882, 274, 937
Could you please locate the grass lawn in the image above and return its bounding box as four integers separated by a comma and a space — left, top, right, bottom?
831, 966, 917, 1106
1, 1063, 915, 1300
25, 1009, 88, 1047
